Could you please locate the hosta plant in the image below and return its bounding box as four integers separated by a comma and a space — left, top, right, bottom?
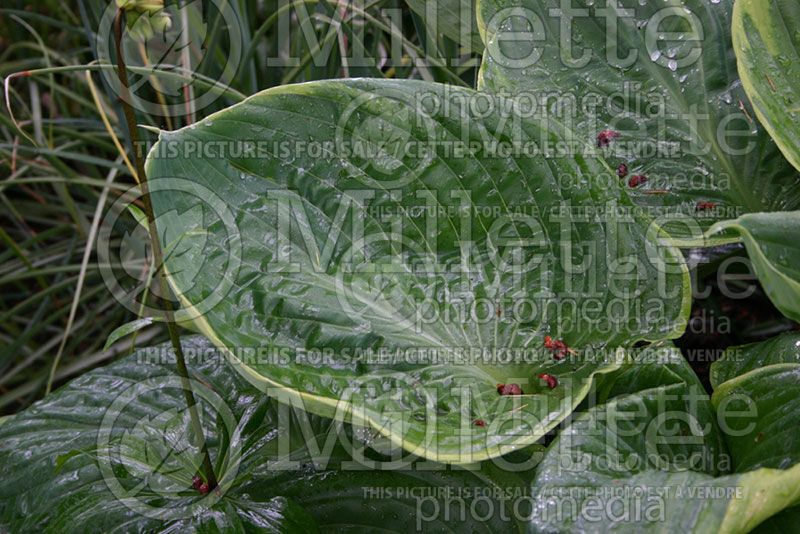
2, 0, 800, 532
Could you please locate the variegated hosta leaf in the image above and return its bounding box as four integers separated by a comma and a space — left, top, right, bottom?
527, 344, 800, 533
705, 212, 800, 323
733, 0, 800, 172
713, 363, 800, 475
143, 78, 690, 463
712, 332, 800, 473
710, 333, 800, 531
477, 0, 800, 242
0, 337, 530, 533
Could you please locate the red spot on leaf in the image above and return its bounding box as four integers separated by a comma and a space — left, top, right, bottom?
473, 419, 486, 427
496, 383, 523, 396
538, 373, 558, 389
544, 336, 570, 360
695, 201, 717, 211
628, 175, 647, 188
596, 130, 620, 148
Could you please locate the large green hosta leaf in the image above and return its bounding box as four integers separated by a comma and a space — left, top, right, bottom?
711, 332, 800, 472
526, 344, 800, 533
477, 0, 800, 242
709, 333, 800, 531
0, 337, 531, 532
733, 0, 800, 172
713, 363, 800, 474
704, 213, 800, 322
144, 78, 690, 463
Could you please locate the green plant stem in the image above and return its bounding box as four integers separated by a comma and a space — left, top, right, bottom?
113, 8, 217, 490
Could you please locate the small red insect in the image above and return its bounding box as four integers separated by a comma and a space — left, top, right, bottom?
596, 129, 621, 148
695, 201, 718, 211
628, 175, 647, 188
538, 373, 558, 389
198, 483, 210, 495
192, 475, 203, 490
473, 419, 487, 427
617, 163, 628, 179
544, 335, 571, 360
496, 383, 524, 396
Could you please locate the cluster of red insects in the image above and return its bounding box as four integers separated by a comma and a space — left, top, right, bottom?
474, 132, 721, 429
599, 130, 718, 210
539, 335, 568, 390
600, 130, 648, 189
475, 337, 570, 425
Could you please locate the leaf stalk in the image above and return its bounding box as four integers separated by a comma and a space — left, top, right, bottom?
113, 7, 218, 490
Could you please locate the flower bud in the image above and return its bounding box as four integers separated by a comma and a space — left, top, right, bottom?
116, 0, 164, 13
115, 0, 171, 41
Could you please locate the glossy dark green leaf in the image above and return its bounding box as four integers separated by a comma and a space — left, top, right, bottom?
477, 0, 800, 243
712, 333, 800, 475
713, 364, 800, 473
705, 334, 800, 532
710, 332, 800, 388
0, 337, 315, 533
144, 78, 691, 463
527, 347, 800, 533
0, 337, 534, 533
705, 213, 800, 323
733, 0, 800, 172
